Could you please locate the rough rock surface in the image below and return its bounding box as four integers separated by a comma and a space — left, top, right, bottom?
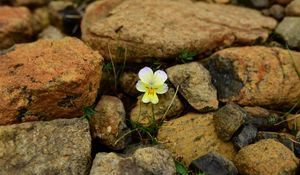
0, 118, 91, 175
130, 87, 184, 125
90, 146, 175, 175
234, 139, 299, 175
32, 7, 50, 33
0, 37, 103, 125
38, 25, 65, 39
257, 131, 295, 151
213, 103, 246, 141
203, 46, 300, 109
90, 95, 128, 150
82, 0, 276, 62
166, 62, 218, 111
285, 0, 300, 16
0, 6, 33, 49
276, 17, 300, 49
157, 113, 237, 165
232, 124, 258, 149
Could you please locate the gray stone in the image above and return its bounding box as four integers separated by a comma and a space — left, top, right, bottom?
249, 0, 270, 8
82, 0, 276, 62
256, 131, 295, 151
286, 0, 300, 16
38, 25, 65, 40
0, 118, 91, 175
232, 124, 258, 149
166, 62, 218, 112
269, 4, 285, 20
90, 95, 128, 150
275, 17, 300, 49
213, 104, 246, 141
189, 152, 238, 175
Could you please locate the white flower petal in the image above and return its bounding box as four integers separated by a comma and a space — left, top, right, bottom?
136, 80, 147, 92
142, 93, 151, 103
138, 67, 153, 84
156, 83, 168, 94
150, 93, 159, 104
153, 70, 167, 87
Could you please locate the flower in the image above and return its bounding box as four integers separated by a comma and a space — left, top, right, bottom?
136, 67, 168, 104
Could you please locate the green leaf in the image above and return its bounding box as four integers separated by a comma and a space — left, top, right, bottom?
175, 160, 189, 175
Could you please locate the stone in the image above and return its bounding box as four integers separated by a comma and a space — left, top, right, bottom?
256, 131, 295, 151
166, 62, 218, 112
11, 0, 50, 6
157, 113, 237, 165
295, 131, 300, 157
243, 106, 283, 130
269, 4, 285, 20
232, 124, 258, 149
214, 0, 230, 3
0, 37, 103, 125
202, 46, 300, 109
48, 0, 74, 31
189, 152, 238, 175
249, 0, 270, 8
286, 114, 300, 131
119, 71, 139, 97
234, 139, 299, 175
32, 7, 50, 33
90, 146, 175, 175
38, 25, 65, 39
276, 17, 300, 49
0, 118, 91, 175
286, 0, 300, 16
90, 95, 128, 150
130, 87, 184, 125
0, 6, 33, 49
213, 103, 246, 141
275, 0, 293, 5
82, 0, 276, 62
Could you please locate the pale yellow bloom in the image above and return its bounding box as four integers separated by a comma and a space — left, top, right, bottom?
136, 67, 168, 104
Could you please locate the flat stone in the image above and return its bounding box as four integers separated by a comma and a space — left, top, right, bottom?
213, 103, 246, 141
276, 17, 300, 49
256, 131, 295, 151
189, 152, 238, 175
166, 62, 218, 112
157, 113, 237, 165
202, 46, 300, 109
130, 87, 184, 125
234, 139, 299, 175
0, 118, 91, 175
90, 95, 128, 150
232, 124, 258, 149
285, 0, 300, 16
82, 0, 276, 62
0, 6, 33, 49
0, 37, 103, 125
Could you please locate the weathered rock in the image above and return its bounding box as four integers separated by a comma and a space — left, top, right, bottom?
234, 139, 299, 175
11, 0, 50, 6
189, 152, 238, 175
269, 4, 285, 20
132, 147, 176, 175
0, 6, 33, 49
232, 124, 258, 149
119, 71, 139, 97
38, 25, 65, 39
32, 7, 50, 33
249, 0, 270, 8
0, 37, 103, 125
130, 87, 184, 125
286, 0, 300, 16
202, 46, 300, 109
157, 113, 237, 165
90, 95, 128, 150
276, 17, 300, 49
166, 62, 218, 112
243, 106, 283, 130
0, 118, 91, 175
275, 0, 293, 5
257, 131, 295, 151
82, 0, 276, 62
213, 103, 246, 141
90, 146, 175, 175
48, 0, 74, 31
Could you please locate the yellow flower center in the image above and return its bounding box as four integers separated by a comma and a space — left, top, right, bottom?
147, 87, 155, 96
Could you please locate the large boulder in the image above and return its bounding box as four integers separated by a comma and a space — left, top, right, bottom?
0, 37, 103, 125
202, 46, 300, 109
81, 0, 276, 62
0, 118, 91, 175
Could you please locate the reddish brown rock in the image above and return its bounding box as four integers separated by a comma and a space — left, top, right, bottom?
0, 6, 33, 49
285, 0, 300, 16
82, 0, 276, 62
0, 37, 103, 125
203, 46, 300, 109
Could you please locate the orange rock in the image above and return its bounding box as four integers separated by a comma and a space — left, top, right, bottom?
0, 37, 103, 125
